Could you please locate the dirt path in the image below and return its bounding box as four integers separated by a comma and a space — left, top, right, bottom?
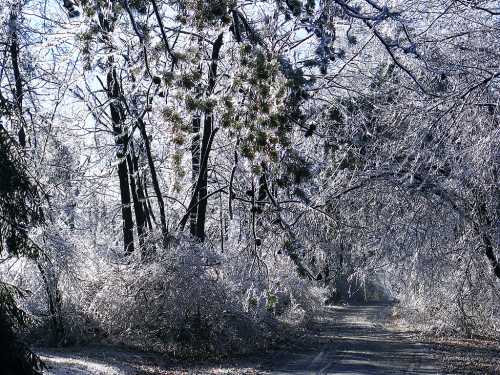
40, 304, 444, 375
258, 304, 440, 374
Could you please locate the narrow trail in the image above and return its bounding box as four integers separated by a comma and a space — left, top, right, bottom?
258, 304, 440, 374
40, 304, 443, 375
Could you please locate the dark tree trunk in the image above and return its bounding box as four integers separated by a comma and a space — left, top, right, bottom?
126, 148, 146, 247
256, 172, 267, 213
10, 14, 22, 114
141, 176, 154, 231
137, 117, 168, 246
107, 68, 135, 253
193, 33, 224, 241
195, 114, 212, 241
117, 155, 134, 253
9, 12, 26, 146
190, 114, 201, 236
133, 148, 152, 231
178, 126, 219, 234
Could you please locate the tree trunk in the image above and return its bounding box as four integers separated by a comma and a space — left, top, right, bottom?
141, 176, 154, 231
137, 117, 168, 247
133, 148, 152, 231
190, 114, 201, 236
178, 127, 219, 233
193, 33, 224, 241
126, 148, 146, 247
9, 11, 26, 146
195, 115, 212, 241
9, 13, 22, 114
107, 68, 135, 253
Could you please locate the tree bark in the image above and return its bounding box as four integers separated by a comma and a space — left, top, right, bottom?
190, 114, 201, 236
126, 147, 146, 247
107, 68, 135, 253
137, 117, 168, 246
195, 115, 212, 241
141, 177, 154, 231
178, 127, 219, 233
9, 11, 26, 146
9, 13, 22, 114
133, 148, 152, 231
194, 33, 224, 241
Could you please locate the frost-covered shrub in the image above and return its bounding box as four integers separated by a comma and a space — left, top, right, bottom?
394, 260, 500, 339
84, 238, 286, 356
6, 219, 329, 356
381, 217, 500, 339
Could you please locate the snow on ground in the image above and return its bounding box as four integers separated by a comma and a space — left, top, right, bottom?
38, 347, 166, 375
38, 346, 262, 375
40, 352, 132, 375
41, 354, 121, 375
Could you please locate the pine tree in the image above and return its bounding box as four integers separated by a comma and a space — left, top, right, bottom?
0, 127, 44, 375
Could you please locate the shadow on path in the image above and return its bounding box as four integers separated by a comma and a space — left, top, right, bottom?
258, 304, 440, 375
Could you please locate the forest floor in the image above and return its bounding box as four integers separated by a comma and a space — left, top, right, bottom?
38, 304, 500, 375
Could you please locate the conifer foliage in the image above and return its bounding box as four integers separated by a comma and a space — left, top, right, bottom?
0, 129, 44, 374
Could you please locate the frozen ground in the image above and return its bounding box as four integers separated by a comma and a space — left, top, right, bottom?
39, 304, 499, 374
